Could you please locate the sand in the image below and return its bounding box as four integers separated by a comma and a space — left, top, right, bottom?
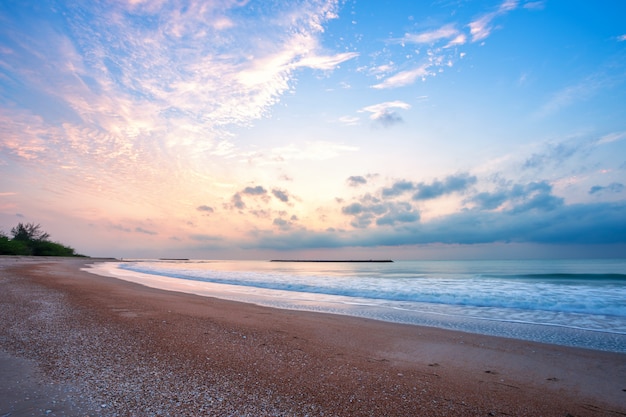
0, 257, 625, 416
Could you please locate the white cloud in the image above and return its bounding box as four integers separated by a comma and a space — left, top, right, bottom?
210, 140, 237, 157
371, 64, 431, 89
339, 116, 360, 126
358, 101, 411, 128
402, 24, 461, 45
499, 0, 519, 12
468, 15, 494, 42
297, 52, 359, 70
83, 1, 343, 130
0, 112, 56, 161
468, 0, 519, 42
446, 33, 467, 47
366, 63, 396, 80
523, 1, 545, 10
373, 1, 519, 90
0, 1, 367, 223
597, 131, 626, 145
271, 141, 358, 161
618, 34, 626, 42
359, 101, 411, 120
1, 0, 347, 173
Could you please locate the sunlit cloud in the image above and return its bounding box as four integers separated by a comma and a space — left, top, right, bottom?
368, 1, 523, 90
371, 65, 432, 89
523, 1, 545, 10
445, 33, 467, 48
360, 63, 397, 85
338, 115, 360, 126
0, 0, 346, 172
598, 131, 626, 145
469, 0, 518, 42
1, 1, 624, 258
402, 24, 462, 45
0, 112, 56, 161
270, 141, 358, 161
358, 101, 411, 126
297, 52, 359, 70
0, 0, 357, 240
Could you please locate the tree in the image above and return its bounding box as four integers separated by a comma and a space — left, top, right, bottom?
11, 223, 50, 242
0, 234, 29, 255
1, 222, 81, 257
32, 240, 77, 256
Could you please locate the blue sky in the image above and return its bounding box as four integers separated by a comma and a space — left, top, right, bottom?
1, 0, 625, 259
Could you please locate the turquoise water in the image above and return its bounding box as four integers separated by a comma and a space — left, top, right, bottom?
86, 259, 626, 353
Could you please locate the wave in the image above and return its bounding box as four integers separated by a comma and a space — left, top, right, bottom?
86, 262, 626, 352
118, 263, 626, 318
483, 273, 626, 281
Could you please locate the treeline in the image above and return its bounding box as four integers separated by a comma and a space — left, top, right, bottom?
0, 222, 82, 257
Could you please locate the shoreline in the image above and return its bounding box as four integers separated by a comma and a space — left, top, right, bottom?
1, 257, 625, 416
91, 259, 626, 354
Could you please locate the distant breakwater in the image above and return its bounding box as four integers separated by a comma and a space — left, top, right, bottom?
270, 259, 393, 263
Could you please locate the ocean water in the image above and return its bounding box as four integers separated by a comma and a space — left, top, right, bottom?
85, 259, 626, 353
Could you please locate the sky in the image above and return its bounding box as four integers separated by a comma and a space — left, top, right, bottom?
1, 0, 625, 260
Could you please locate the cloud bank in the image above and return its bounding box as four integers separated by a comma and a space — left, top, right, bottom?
1, 1, 624, 259
0, 0, 352, 187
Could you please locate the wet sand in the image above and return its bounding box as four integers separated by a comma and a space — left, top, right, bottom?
1, 257, 625, 416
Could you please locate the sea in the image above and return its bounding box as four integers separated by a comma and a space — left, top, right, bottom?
85, 258, 626, 353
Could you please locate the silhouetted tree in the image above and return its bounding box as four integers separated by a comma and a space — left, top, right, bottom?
1, 222, 80, 256
11, 222, 50, 242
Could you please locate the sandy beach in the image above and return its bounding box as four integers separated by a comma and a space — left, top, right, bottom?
1, 257, 625, 416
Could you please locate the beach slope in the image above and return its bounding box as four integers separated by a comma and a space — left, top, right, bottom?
1, 257, 624, 416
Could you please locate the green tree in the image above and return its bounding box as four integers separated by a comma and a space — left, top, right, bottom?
32, 240, 77, 256
0, 234, 29, 255
1, 222, 81, 256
